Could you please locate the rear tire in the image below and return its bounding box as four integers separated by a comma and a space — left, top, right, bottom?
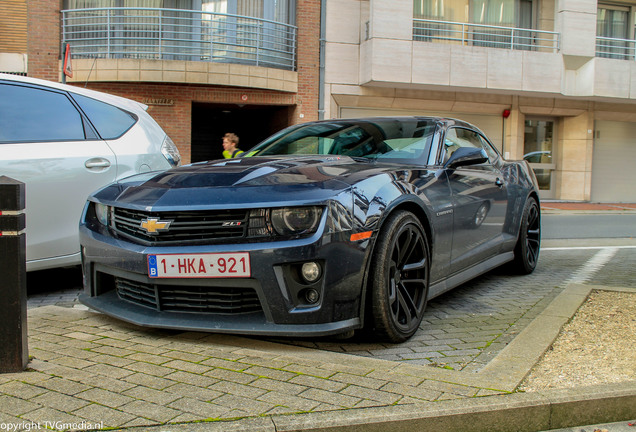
509, 197, 541, 274
369, 211, 430, 343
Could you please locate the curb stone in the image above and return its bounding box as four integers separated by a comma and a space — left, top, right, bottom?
108, 382, 636, 432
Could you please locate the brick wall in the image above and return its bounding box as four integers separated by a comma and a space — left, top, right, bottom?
296, 0, 321, 123
27, 0, 61, 81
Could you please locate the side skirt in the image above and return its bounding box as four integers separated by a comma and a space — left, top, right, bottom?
428, 252, 514, 300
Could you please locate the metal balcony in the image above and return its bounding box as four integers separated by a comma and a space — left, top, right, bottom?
61, 7, 297, 71
596, 36, 636, 60
413, 19, 559, 53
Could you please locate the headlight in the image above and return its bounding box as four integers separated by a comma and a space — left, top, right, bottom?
271, 207, 322, 236
94, 203, 111, 226
161, 135, 181, 167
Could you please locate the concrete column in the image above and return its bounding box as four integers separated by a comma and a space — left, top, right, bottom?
504, 99, 524, 161
555, 111, 594, 201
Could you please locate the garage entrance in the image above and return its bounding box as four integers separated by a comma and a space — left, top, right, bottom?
191, 103, 292, 162
592, 120, 636, 202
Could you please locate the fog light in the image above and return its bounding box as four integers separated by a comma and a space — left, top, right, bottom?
305, 288, 320, 304
301, 262, 321, 283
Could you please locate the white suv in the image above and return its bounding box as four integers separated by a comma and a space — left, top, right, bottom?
0, 73, 181, 271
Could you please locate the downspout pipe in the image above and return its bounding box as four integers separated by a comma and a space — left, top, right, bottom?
318, 0, 326, 120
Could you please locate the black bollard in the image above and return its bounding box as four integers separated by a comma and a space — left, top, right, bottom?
0, 176, 28, 373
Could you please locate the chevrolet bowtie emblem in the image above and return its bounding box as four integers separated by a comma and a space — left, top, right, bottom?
140, 218, 172, 234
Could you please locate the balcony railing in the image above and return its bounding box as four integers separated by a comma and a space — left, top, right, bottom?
596, 36, 636, 60
413, 19, 560, 53
61, 7, 297, 71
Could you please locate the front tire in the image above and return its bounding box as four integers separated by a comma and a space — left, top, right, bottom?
369, 211, 430, 343
509, 197, 541, 274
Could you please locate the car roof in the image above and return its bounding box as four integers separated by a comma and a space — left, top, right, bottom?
0, 73, 148, 114
307, 116, 478, 129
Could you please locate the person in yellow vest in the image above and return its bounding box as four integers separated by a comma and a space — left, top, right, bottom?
222, 132, 244, 158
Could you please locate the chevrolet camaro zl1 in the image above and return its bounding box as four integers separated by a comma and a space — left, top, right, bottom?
79, 117, 541, 342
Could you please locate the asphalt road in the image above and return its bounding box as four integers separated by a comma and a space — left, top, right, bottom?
542, 213, 636, 239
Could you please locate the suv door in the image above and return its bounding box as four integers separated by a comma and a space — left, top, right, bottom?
0, 82, 117, 269
442, 127, 509, 274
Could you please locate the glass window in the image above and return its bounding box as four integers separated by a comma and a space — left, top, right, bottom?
523, 119, 554, 191
246, 119, 436, 162
597, 5, 629, 39
414, 0, 534, 27
442, 128, 493, 165
477, 135, 500, 162
73, 94, 137, 139
203, 0, 228, 14
414, 0, 468, 21
0, 84, 86, 143
597, 4, 630, 59
523, 119, 553, 160
414, 0, 536, 49
202, 0, 295, 24
471, 0, 515, 26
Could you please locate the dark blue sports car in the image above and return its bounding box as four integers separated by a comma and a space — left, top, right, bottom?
79, 117, 541, 342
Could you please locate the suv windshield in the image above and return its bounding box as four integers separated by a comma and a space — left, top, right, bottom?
245, 118, 437, 162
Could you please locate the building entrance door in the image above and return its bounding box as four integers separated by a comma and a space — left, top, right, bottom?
523, 118, 556, 199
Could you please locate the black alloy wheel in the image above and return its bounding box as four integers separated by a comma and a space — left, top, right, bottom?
510, 197, 541, 274
369, 211, 430, 343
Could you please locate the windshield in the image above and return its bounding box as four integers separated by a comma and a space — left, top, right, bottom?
244, 118, 437, 162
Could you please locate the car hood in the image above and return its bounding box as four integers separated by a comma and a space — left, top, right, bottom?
95, 156, 387, 209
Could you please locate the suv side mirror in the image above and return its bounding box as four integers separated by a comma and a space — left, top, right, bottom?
444, 147, 488, 169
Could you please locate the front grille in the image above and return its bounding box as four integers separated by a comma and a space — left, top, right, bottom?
115, 277, 262, 314
112, 208, 248, 244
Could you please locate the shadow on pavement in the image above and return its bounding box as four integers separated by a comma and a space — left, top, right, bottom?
26, 266, 83, 295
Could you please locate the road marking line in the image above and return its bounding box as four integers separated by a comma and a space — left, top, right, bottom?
542, 245, 636, 251
565, 247, 619, 284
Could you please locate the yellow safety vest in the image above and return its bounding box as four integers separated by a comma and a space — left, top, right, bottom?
223, 149, 244, 159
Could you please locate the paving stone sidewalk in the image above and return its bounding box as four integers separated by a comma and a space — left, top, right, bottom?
1, 305, 503, 430
24, 247, 613, 372
6, 213, 636, 431
4, 281, 635, 431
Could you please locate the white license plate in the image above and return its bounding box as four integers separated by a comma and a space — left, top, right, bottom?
148, 253, 251, 278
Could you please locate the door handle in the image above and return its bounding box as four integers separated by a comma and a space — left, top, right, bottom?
85, 158, 111, 170
495, 178, 504, 188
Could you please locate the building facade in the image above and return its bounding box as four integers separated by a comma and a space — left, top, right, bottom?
324, 0, 636, 202
1, 0, 320, 163
2, 0, 636, 201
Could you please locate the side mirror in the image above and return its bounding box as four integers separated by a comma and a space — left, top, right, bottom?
444, 147, 488, 169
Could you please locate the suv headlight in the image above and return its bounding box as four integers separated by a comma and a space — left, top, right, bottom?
271, 207, 322, 236
161, 135, 181, 167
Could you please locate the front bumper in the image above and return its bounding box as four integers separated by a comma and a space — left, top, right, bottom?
79, 225, 371, 337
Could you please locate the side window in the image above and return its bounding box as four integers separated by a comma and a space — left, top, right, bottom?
329, 127, 373, 156
477, 134, 500, 163
0, 83, 86, 143
73, 94, 137, 139
442, 127, 493, 165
